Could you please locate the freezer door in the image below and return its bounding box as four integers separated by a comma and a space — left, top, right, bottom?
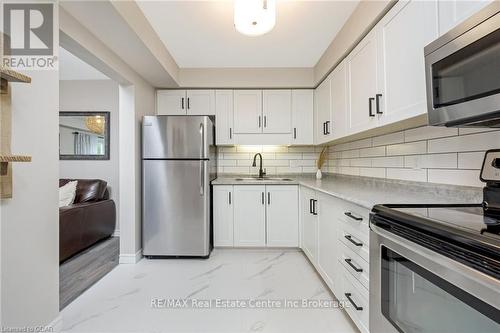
143, 160, 210, 256
143, 116, 213, 159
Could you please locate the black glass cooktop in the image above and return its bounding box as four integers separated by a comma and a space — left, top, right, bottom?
371, 204, 500, 279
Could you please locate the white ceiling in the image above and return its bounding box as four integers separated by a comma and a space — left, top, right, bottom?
137, 0, 359, 68
59, 47, 110, 81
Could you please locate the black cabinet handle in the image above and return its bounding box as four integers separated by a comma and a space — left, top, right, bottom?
344, 212, 363, 221
264, 116, 267, 128
345, 258, 363, 272
228, 192, 232, 205
344, 235, 363, 247
293, 128, 297, 139
309, 199, 314, 214
187, 97, 190, 109
376, 94, 382, 114
312, 199, 318, 216
345, 293, 363, 311
369, 97, 375, 117
262, 192, 265, 205
323, 122, 326, 135
267, 192, 271, 205
181, 97, 185, 110
229, 128, 232, 139
326, 121, 331, 135
258, 116, 262, 128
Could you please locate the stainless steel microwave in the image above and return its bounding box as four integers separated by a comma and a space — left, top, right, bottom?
425, 2, 500, 127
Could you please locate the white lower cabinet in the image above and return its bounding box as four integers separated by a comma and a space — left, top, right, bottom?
299, 185, 370, 333
233, 185, 266, 247
213, 186, 234, 247
266, 186, 299, 247
213, 185, 299, 248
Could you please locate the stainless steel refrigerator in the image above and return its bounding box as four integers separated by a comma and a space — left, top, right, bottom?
142, 116, 216, 258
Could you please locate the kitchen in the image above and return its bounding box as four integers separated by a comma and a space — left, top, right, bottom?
4, 0, 498, 332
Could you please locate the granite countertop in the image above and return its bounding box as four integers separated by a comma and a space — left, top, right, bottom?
212, 174, 483, 210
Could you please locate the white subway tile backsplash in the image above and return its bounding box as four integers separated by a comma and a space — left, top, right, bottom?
223, 153, 250, 160
428, 169, 482, 187
341, 150, 360, 158
458, 152, 486, 170
290, 159, 316, 167
371, 156, 404, 168
276, 166, 302, 174
404, 126, 457, 142
386, 168, 427, 182
428, 131, 500, 153
373, 131, 404, 146
349, 138, 373, 149
360, 167, 386, 178
350, 158, 372, 167
359, 146, 386, 157
387, 141, 427, 156
458, 128, 498, 135
275, 153, 302, 160
340, 167, 360, 176
404, 153, 457, 169
218, 160, 237, 167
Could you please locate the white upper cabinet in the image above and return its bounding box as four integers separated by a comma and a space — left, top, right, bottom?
157, 90, 186, 115
233, 90, 263, 134
233, 185, 266, 247
266, 186, 299, 247
315, 76, 332, 144
213, 185, 234, 247
215, 90, 234, 145
186, 90, 215, 115
262, 90, 292, 134
346, 29, 379, 135
330, 60, 348, 140
291, 90, 314, 145
438, 0, 493, 35
376, 0, 439, 126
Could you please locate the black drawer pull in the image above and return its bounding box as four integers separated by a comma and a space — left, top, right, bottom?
312, 199, 318, 215
344, 235, 363, 247
309, 199, 313, 214
369, 97, 375, 117
345, 258, 363, 272
345, 293, 363, 311
344, 212, 363, 221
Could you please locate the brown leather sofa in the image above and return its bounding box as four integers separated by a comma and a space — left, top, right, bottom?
59, 179, 116, 263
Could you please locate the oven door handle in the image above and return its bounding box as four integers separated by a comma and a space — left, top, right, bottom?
345, 293, 363, 311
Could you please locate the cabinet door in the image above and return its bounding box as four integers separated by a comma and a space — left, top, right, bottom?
157, 90, 186, 115
438, 0, 492, 35
186, 90, 215, 115
317, 193, 341, 295
377, 0, 439, 126
347, 30, 378, 135
234, 90, 262, 134
315, 77, 331, 144
213, 186, 234, 247
233, 185, 266, 247
262, 90, 292, 134
330, 60, 348, 140
266, 186, 299, 247
301, 186, 318, 264
291, 90, 314, 145
215, 90, 234, 145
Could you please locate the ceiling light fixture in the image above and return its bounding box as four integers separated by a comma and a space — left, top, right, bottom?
234, 0, 276, 37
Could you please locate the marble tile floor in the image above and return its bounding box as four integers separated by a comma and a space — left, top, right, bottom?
60, 249, 359, 333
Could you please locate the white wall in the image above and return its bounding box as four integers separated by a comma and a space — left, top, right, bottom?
59, 80, 120, 231
0, 65, 60, 327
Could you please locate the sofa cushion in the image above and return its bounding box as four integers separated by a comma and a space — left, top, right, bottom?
60, 179, 108, 203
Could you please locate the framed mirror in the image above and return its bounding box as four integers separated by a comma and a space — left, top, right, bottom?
59, 112, 110, 160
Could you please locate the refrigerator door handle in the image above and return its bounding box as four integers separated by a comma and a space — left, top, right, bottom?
200, 122, 205, 158
200, 161, 205, 196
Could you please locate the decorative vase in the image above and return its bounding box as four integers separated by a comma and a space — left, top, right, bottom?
316, 169, 322, 180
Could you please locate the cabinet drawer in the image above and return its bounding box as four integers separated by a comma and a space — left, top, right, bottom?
338, 220, 369, 263
341, 266, 369, 333
339, 241, 369, 290
335, 201, 369, 237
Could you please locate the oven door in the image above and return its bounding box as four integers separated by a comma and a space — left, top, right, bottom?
370, 224, 500, 333
425, 11, 500, 126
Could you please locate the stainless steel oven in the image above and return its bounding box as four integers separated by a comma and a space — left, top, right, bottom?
424, 2, 500, 127
369, 206, 500, 333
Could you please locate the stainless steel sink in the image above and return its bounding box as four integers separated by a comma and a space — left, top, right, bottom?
234, 177, 293, 181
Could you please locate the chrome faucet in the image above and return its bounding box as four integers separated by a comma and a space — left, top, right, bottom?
252, 153, 266, 178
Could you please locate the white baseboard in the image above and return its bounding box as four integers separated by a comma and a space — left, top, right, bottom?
119, 249, 142, 264
112, 229, 120, 237
47, 314, 63, 332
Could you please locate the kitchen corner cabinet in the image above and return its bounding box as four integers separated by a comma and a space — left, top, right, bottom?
213, 185, 299, 248
266, 186, 299, 247
330, 60, 348, 140
376, 0, 439, 126
233, 185, 266, 246
301, 186, 318, 264
314, 75, 332, 145
291, 90, 314, 144
213, 185, 234, 247
215, 90, 234, 145
233, 90, 263, 134
157, 90, 215, 116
